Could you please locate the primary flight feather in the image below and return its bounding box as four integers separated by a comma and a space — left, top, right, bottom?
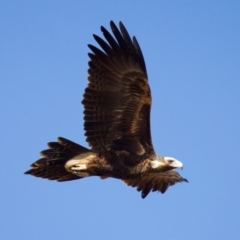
25, 21, 187, 199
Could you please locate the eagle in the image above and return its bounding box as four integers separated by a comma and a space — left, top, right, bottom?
25, 21, 188, 199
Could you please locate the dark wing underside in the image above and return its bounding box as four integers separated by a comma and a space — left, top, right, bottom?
124, 170, 188, 198
83, 21, 155, 163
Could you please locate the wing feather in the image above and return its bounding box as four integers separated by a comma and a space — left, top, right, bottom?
83, 21, 155, 162
124, 170, 188, 198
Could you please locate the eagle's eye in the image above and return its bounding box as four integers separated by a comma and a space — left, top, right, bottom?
168, 160, 174, 163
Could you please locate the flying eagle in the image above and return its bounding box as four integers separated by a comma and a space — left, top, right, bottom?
25, 21, 188, 198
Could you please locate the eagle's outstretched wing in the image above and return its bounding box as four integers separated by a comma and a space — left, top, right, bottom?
124, 171, 188, 199
83, 21, 155, 163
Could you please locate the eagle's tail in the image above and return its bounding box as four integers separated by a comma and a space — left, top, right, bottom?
24, 137, 91, 181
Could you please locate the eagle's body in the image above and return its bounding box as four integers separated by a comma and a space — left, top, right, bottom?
25, 21, 187, 198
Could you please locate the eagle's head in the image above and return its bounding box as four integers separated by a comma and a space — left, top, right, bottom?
164, 156, 183, 169
151, 156, 183, 170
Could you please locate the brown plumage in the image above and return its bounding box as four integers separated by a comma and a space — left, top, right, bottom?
25, 21, 187, 198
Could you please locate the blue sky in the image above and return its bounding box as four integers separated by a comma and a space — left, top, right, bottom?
1, 1, 240, 239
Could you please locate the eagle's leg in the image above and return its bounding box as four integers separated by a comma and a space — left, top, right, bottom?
63, 152, 99, 177
70, 159, 89, 170
65, 152, 113, 178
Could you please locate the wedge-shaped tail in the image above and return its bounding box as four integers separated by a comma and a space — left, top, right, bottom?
25, 137, 91, 181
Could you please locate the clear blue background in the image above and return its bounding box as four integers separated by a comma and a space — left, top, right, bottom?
1, 1, 240, 239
